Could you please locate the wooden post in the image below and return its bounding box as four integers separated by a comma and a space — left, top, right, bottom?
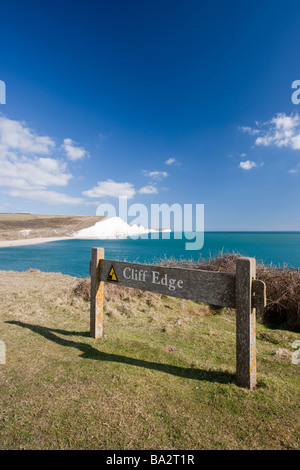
89, 251, 264, 389
90, 247, 104, 339
236, 257, 257, 390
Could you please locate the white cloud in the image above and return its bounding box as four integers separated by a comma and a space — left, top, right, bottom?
241, 113, 300, 150
98, 132, 112, 142
0, 116, 72, 190
7, 189, 84, 205
83, 179, 136, 199
0, 202, 16, 212
239, 160, 257, 170
241, 153, 247, 158
138, 185, 158, 194
288, 163, 300, 174
239, 126, 260, 136
291, 134, 300, 149
0, 157, 72, 190
62, 138, 89, 161
143, 170, 168, 181
0, 116, 55, 156
165, 157, 176, 165
0, 116, 80, 206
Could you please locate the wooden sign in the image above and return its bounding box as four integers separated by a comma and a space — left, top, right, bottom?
100, 259, 236, 307
90, 248, 267, 390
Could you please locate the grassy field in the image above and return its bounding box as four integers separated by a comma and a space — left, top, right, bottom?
0, 213, 104, 240
0, 270, 299, 450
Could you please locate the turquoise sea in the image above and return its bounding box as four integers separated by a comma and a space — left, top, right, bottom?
0, 232, 299, 277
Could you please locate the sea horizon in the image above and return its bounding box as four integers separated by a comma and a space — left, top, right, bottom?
0, 231, 299, 277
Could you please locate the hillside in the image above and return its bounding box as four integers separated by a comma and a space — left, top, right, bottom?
0, 270, 299, 450
0, 213, 105, 241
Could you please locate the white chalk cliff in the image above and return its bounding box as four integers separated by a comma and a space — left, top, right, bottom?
74, 216, 168, 239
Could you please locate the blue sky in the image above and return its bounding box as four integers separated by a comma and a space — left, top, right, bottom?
0, 0, 300, 230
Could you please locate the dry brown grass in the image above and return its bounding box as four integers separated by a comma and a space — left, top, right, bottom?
0, 213, 105, 240
182, 254, 300, 331
70, 277, 211, 332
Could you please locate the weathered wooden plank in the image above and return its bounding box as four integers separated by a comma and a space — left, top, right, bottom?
252, 279, 267, 309
236, 257, 257, 390
99, 259, 236, 307
90, 247, 104, 339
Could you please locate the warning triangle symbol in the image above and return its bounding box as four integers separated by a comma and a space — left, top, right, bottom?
107, 266, 118, 282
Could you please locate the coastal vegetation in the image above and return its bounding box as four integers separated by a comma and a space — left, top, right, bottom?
158, 254, 300, 332
0, 264, 299, 450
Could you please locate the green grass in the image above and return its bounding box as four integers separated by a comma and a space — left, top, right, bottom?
0, 271, 299, 450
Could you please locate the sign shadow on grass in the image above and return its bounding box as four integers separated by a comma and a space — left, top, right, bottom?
7, 321, 234, 385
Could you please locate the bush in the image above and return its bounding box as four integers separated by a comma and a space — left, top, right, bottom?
184, 254, 300, 331
72, 278, 90, 301
160, 254, 300, 331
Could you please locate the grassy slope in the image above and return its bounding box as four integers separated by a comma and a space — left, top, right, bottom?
0, 271, 299, 450
0, 213, 105, 240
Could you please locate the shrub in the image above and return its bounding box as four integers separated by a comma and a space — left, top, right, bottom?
72, 278, 90, 302
184, 254, 300, 331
